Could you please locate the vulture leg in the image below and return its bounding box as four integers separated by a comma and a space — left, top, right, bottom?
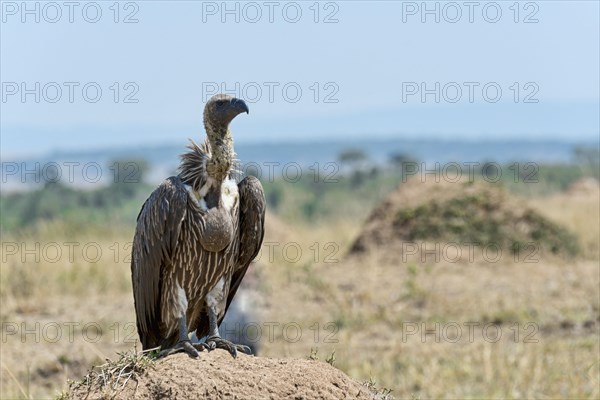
157, 315, 200, 359
201, 304, 252, 358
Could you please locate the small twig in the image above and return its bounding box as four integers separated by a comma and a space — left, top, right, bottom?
1, 361, 29, 399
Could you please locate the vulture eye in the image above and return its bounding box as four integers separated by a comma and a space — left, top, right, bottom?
215, 100, 225, 108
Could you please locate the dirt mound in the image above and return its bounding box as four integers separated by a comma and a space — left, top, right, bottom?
349, 179, 579, 261
66, 351, 376, 400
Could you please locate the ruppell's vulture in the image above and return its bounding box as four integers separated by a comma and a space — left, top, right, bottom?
131, 94, 265, 358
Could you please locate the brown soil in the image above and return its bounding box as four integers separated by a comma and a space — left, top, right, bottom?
66, 351, 376, 400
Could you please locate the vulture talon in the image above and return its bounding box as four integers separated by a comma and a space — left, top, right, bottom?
204, 336, 251, 358
158, 340, 199, 359
235, 344, 251, 356
197, 341, 216, 351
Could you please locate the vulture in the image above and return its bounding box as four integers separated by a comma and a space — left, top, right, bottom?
130, 94, 265, 358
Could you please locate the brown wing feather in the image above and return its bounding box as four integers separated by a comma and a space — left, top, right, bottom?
131, 176, 188, 349
222, 176, 266, 322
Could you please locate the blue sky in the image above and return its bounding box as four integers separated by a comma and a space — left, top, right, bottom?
1, 1, 599, 158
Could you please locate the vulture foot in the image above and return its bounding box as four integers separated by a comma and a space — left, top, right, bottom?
202, 336, 252, 358
158, 340, 200, 359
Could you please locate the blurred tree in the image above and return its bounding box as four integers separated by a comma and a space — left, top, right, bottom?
266, 185, 283, 211
350, 170, 367, 188
573, 146, 600, 179
302, 200, 317, 219
338, 149, 368, 169
388, 152, 417, 170
339, 148, 369, 187
109, 158, 150, 198
369, 166, 380, 179
388, 152, 418, 181
20, 182, 78, 225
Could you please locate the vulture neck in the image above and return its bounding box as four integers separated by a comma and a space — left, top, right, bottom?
206, 125, 234, 183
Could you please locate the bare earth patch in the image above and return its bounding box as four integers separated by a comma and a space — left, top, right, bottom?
66, 351, 377, 400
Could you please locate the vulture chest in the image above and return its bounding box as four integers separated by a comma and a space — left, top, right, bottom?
174, 179, 240, 304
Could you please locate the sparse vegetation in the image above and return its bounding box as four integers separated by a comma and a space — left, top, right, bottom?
68, 350, 155, 399
325, 349, 336, 366
364, 377, 394, 400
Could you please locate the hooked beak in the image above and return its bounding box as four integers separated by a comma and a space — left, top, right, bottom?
231, 98, 249, 115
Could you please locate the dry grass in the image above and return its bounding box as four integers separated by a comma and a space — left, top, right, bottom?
529, 189, 600, 259
1, 188, 599, 399
65, 349, 156, 399
257, 254, 599, 398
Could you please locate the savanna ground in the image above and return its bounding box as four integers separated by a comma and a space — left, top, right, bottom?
1, 153, 599, 399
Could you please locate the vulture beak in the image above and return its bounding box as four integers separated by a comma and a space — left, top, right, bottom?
230, 98, 249, 115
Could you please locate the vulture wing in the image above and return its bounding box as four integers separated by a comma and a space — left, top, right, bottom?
131, 176, 190, 349
222, 176, 266, 322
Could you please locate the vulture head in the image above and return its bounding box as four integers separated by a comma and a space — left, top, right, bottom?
203, 94, 249, 182
204, 94, 249, 138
